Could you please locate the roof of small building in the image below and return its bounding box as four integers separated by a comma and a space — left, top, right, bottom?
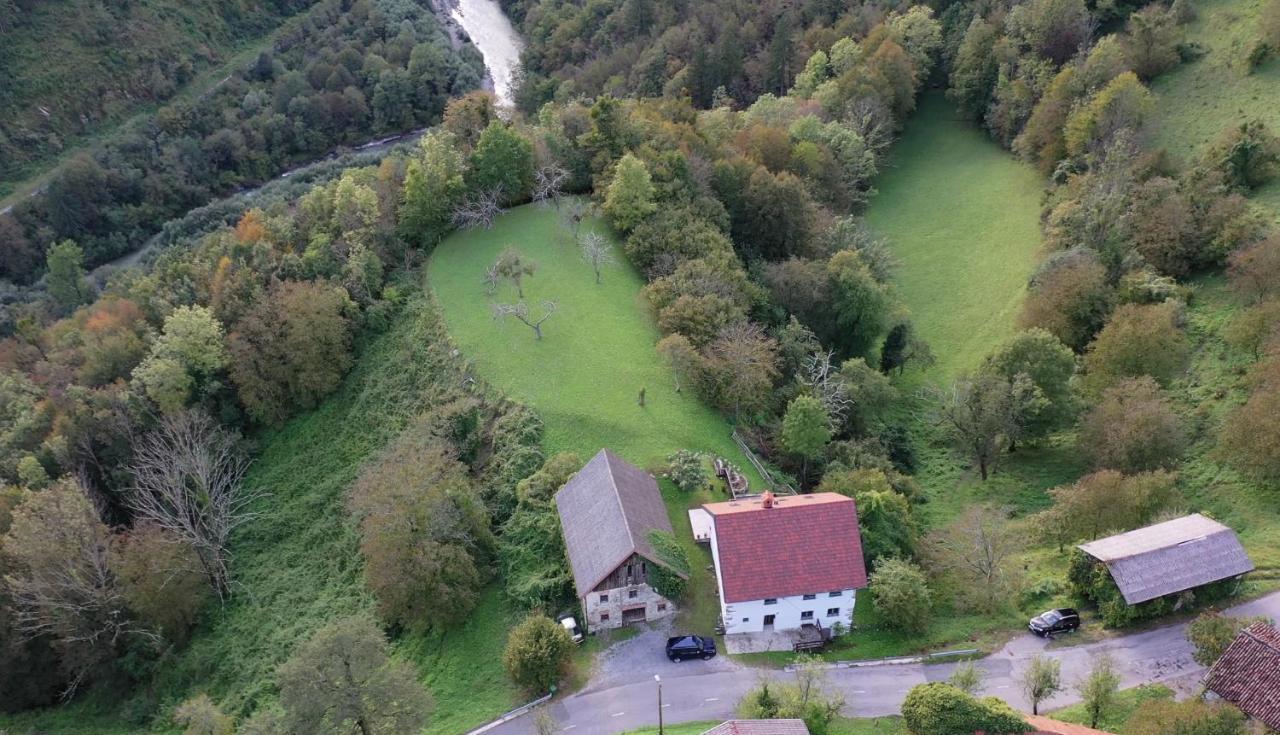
1205, 622, 1280, 729
1076, 514, 1253, 605
700, 720, 810, 735
554, 449, 679, 597
703, 492, 866, 604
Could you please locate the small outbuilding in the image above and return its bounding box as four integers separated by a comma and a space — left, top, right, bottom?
554, 449, 685, 631
1076, 513, 1253, 605
1205, 622, 1280, 730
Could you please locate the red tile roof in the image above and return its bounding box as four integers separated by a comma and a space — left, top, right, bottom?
1205, 622, 1280, 729
703, 492, 867, 604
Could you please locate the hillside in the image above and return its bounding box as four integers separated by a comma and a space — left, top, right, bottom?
0, 0, 317, 196
865, 93, 1045, 379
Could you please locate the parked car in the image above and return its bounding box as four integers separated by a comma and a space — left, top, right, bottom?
558, 615, 584, 644
666, 634, 717, 662
1028, 608, 1080, 637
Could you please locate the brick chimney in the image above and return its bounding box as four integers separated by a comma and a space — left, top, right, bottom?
761, 491, 774, 509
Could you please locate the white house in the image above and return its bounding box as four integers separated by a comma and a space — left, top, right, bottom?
703, 492, 867, 636
554, 449, 686, 631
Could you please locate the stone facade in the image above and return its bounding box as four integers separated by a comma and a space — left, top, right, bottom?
583, 580, 675, 631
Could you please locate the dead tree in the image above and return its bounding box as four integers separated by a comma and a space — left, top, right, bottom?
451, 185, 504, 230
532, 164, 569, 209
127, 410, 256, 599
800, 350, 851, 429
579, 231, 616, 284
492, 301, 558, 340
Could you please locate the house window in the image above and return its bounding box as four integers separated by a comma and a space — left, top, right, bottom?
801, 611, 814, 620
599, 593, 609, 603
642, 561, 647, 573
827, 608, 841, 617
742, 618, 749, 622
657, 603, 666, 612
600, 612, 610, 622
628, 589, 638, 599
803, 594, 817, 600
829, 591, 842, 598
764, 598, 778, 606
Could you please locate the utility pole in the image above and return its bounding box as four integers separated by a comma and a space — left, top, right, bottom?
655, 674, 664, 735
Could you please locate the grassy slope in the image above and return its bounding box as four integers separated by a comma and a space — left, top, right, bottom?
622, 718, 908, 735
428, 203, 760, 471
1049, 684, 1174, 732
0, 287, 522, 734
865, 92, 1045, 379
1148, 0, 1280, 217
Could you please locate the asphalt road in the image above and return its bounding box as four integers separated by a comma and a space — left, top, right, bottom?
485, 591, 1280, 735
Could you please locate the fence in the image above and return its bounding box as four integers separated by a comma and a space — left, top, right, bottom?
730, 430, 797, 495
464, 691, 554, 735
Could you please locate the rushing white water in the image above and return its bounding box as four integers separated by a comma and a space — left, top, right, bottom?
449, 0, 524, 107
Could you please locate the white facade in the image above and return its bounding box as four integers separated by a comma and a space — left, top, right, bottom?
708, 521, 856, 635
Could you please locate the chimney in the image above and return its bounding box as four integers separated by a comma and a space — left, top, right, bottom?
761, 491, 774, 509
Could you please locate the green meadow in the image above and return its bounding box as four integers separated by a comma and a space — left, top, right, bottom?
428, 203, 759, 472
865, 93, 1045, 378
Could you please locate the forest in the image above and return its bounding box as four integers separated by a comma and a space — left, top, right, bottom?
2, 0, 1280, 732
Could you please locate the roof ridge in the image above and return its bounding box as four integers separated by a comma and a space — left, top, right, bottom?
603, 449, 639, 554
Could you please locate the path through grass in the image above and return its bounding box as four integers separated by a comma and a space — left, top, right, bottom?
865, 92, 1044, 379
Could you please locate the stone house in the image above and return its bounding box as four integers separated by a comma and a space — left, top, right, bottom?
554, 449, 685, 631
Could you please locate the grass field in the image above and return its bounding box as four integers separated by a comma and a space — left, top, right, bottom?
1150, 0, 1280, 166
1049, 684, 1175, 732
428, 203, 760, 471
622, 717, 908, 735
865, 92, 1045, 379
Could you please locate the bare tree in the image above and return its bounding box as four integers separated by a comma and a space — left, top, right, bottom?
923, 505, 1022, 613
483, 263, 501, 296
451, 185, 504, 230
532, 164, 569, 209
492, 301, 558, 340
558, 198, 591, 242
4, 480, 159, 697
127, 410, 255, 599
800, 350, 851, 428
579, 232, 615, 283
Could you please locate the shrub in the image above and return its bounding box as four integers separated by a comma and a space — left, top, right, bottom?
1019, 248, 1114, 351
1083, 302, 1189, 392
1040, 470, 1176, 546
1126, 698, 1246, 735
1218, 358, 1280, 482
666, 450, 708, 492
1187, 611, 1271, 666
1078, 377, 1185, 473
172, 695, 234, 735
869, 557, 932, 635
900, 683, 1031, 735
503, 613, 573, 693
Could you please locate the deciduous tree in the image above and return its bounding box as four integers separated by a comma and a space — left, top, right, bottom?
1040, 469, 1176, 546
348, 421, 491, 631
981, 329, 1077, 441
111, 523, 209, 644
503, 613, 573, 693
782, 395, 830, 486
602, 153, 656, 232
930, 373, 1044, 480
45, 240, 93, 315
1075, 654, 1119, 728
869, 557, 932, 635
1020, 655, 1062, 715
1083, 302, 1189, 392
1078, 377, 1185, 472
277, 615, 431, 735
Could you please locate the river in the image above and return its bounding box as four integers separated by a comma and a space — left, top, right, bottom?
449, 0, 524, 107
90, 0, 524, 280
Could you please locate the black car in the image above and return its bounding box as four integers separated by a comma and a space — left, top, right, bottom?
666, 635, 717, 662
1028, 608, 1080, 637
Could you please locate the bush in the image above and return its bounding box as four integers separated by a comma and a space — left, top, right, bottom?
1126, 698, 1246, 735
1078, 378, 1185, 473
900, 683, 1031, 735
666, 450, 708, 491
172, 695, 234, 735
869, 557, 932, 635
1187, 611, 1270, 666
503, 613, 573, 693
1083, 302, 1189, 393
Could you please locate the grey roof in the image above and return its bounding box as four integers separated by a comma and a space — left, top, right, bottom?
554, 449, 678, 597
1078, 514, 1254, 604
700, 721, 811, 735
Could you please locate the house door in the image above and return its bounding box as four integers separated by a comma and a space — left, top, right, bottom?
622, 606, 647, 625
763, 614, 776, 630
